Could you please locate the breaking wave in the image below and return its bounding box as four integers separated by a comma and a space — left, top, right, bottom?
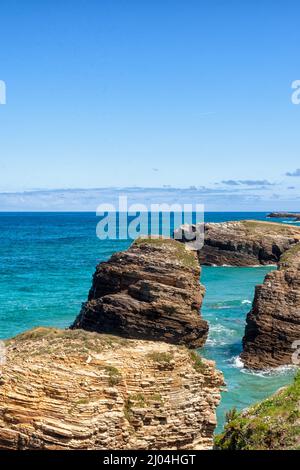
227, 355, 297, 377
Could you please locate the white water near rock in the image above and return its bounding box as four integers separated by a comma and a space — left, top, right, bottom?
200, 265, 296, 433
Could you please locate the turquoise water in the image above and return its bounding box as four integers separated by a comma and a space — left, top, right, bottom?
0, 212, 298, 432
201, 266, 295, 432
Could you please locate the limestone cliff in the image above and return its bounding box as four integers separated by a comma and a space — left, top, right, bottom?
241, 243, 300, 369
0, 328, 223, 450
72, 238, 208, 348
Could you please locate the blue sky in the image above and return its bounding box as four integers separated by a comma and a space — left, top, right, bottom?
0, 0, 299, 210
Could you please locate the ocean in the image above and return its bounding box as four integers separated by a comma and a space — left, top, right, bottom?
0, 211, 299, 432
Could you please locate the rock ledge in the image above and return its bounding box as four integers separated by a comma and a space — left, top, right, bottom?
0, 328, 223, 450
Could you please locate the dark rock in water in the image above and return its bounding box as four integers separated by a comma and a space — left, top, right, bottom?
72, 237, 208, 348
267, 212, 300, 220
241, 243, 300, 369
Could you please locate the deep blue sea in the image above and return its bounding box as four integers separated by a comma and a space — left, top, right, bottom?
0, 211, 299, 432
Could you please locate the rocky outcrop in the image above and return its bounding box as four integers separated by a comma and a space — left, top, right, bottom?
215, 371, 300, 450
72, 238, 208, 348
192, 220, 300, 369
267, 212, 300, 221
183, 221, 300, 266
177, 220, 300, 369
0, 328, 224, 450
241, 243, 300, 369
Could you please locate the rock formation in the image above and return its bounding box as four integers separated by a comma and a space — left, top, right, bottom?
177, 220, 300, 266
177, 220, 300, 369
267, 212, 300, 221
72, 237, 208, 348
0, 328, 224, 450
241, 243, 300, 369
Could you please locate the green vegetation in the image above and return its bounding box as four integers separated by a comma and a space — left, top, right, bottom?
241, 220, 300, 235
280, 243, 300, 266
8, 327, 63, 342
134, 237, 198, 269
225, 407, 239, 423
215, 371, 300, 450
8, 328, 127, 348
189, 350, 206, 373
124, 392, 163, 422
6, 328, 129, 359
124, 393, 147, 422
147, 351, 173, 365
105, 365, 122, 386
75, 398, 89, 405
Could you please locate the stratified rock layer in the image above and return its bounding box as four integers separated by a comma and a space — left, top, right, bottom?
241, 243, 300, 369
178, 220, 300, 369
0, 328, 224, 450
196, 220, 300, 266
72, 238, 208, 348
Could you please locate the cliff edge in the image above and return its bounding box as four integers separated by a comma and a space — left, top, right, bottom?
188, 220, 300, 266
0, 328, 223, 450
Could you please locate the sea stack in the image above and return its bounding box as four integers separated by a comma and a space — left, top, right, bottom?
0, 236, 224, 450
72, 237, 209, 348
267, 212, 300, 221
241, 243, 300, 369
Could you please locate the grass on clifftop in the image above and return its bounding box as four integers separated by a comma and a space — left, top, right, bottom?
6, 327, 129, 355
279, 243, 300, 266
134, 237, 198, 269
215, 370, 300, 450
241, 220, 300, 235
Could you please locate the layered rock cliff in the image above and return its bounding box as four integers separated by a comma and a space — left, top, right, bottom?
0, 328, 223, 450
192, 220, 300, 266
215, 370, 300, 450
177, 220, 300, 369
72, 238, 208, 348
241, 243, 300, 369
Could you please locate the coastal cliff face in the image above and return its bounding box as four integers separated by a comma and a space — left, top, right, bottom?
0, 328, 223, 450
241, 243, 300, 369
178, 220, 300, 369
215, 371, 300, 450
196, 221, 300, 266
72, 238, 208, 348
